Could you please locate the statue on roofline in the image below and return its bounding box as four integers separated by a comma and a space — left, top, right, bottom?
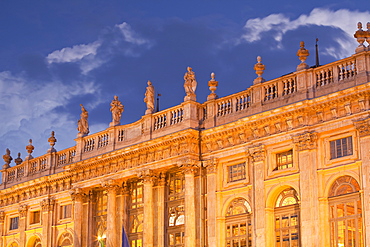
183, 67, 197, 101
110, 95, 124, 127
77, 104, 89, 137
144, 80, 155, 114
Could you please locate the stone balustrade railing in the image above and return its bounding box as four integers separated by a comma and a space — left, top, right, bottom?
1, 50, 369, 188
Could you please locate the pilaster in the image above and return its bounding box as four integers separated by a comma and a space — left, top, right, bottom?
156, 173, 166, 247
40, 197, 55, 247
248, 144, 265, 246
178, 159, 199, 247
293, 131, 319, 246
204, 158, 217, 247
140, 170, 157, 247
70, 188, 87, 247
102, 180, 121, 247
18, 205, 27, 247
353, 116, 370, 247
0, 212, 4, 247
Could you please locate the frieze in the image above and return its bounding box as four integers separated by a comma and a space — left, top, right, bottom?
293, 131, 317, 151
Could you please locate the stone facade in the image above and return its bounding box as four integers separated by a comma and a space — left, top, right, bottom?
1, 24, 370, 247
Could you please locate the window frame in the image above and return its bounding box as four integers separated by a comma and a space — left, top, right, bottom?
323, 131, 357, 166
9, 216, 19, 231
29, 210, 41, 225
329, 136, 353, 160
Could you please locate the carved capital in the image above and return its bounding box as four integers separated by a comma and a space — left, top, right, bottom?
353, 116, 370, 137
157, 172, 166, 186
203, 157, 218, 174
69, 188, 87, 202
177, 158, 199, 174
102, 180, 121, 194
138, 169, 157, 185
40, 198, 55, 212
293, 131, 317, 151
248, 145, 265, 163
18, 205, 28, 218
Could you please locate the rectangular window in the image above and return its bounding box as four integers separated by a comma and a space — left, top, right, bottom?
330, 136, 353, 159
228, 163, 246, 182
9, 217, 19, 230
30, 210, 40, 224
60, 204, 72, 219
275, 150, 293, 171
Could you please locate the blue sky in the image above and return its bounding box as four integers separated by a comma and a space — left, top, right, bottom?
0, 0, 369, 158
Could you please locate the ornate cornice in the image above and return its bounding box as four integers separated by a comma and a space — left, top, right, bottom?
353, 116, 370, 137
293, 131, 317, 151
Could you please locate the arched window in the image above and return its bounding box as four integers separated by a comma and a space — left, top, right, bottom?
225, 198, 252, 247
57, 232, 73, 247
329, 176, 363, 247
27, 237, 41, 247
8, 242, 18, 247
274, 187, 300, 247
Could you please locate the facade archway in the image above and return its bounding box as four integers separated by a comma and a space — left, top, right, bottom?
328, 175, 362, 247
57, 232, 73, 247
225, 197, 252, 247
7, 242, 19, 247
274, 187, 300, 247
26, 236, 41, 247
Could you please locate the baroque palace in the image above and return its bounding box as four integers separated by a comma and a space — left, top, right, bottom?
1, 23, 370, 247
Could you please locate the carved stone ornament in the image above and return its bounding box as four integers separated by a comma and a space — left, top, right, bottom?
70, 188, 87, 202
102, 180, 121, 194
253, 56, 266, 84
248, 145, 265, 163
353, 116, 370, 137
41, 198, 56, 212
25, 139, 34, 161
18, 205, 28, 218
207, 72, 218, 100
203, 157, 218, 174
14, 153, 23, 165
138, 169, 157, 185
177, 158, 199, 174
293, 131, 317, 151
296, 41, 310, 71
47, 131, 57, 153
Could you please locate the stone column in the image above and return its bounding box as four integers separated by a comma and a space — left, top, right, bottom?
121, 182, 130, 246
18, 205, 27, 247
102, 180, 120, 247
156, 173, 166, 247
249, 145, 266, 246
70, 188, 87, 247
204, 158, 217, 246
140, 170, 156, 247
293, 131, 319, 246
40, 198, 55, 247
354, 117, 370, 246
179, 160, 199, 247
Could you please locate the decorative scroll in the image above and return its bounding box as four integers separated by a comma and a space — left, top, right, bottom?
293, 131, 317, 151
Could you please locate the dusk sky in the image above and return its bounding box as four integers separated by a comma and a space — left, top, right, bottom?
0, 0, 369, 158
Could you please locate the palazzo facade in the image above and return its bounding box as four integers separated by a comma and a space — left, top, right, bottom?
0, 24, 370, 247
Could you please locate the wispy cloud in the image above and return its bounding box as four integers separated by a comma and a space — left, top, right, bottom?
241, 8, 370, 58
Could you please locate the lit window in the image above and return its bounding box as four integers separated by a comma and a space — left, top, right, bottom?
329, 176, 363, 247
274, 150, 293, 171
60, 204, 72, 219
225, 198, 252, 247
9, 216, 19, 230
129, 180, 144, 246
228, 163, 246, 182
275, 188, 300, 247
330, 136, 353, 159
30, 210, 40, 224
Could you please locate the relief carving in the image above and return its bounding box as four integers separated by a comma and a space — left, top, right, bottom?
248, 145, 265, 163
353, 116, 370, 137
293, 131, 317, 151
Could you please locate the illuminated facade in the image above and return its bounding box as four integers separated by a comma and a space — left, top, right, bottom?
0, 24, 370, 247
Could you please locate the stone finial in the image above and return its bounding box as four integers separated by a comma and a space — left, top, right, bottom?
48, 131, 57, 153
14, 153, 23, 165
354, 22, 367, 53
25, 139, 34, 161
144, 81, 155, 114
2, 148, 12, 169
207, 72, 218, 100
253, 56, 265, 84
296, 41, 310, 71
183, 67, 197, 101
77, 104, 89, 137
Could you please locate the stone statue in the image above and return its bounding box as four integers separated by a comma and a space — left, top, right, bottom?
110, 96, 124, 126
77, 104, 89, 137
144, 80, 155, 114
183, 67, 197, 100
